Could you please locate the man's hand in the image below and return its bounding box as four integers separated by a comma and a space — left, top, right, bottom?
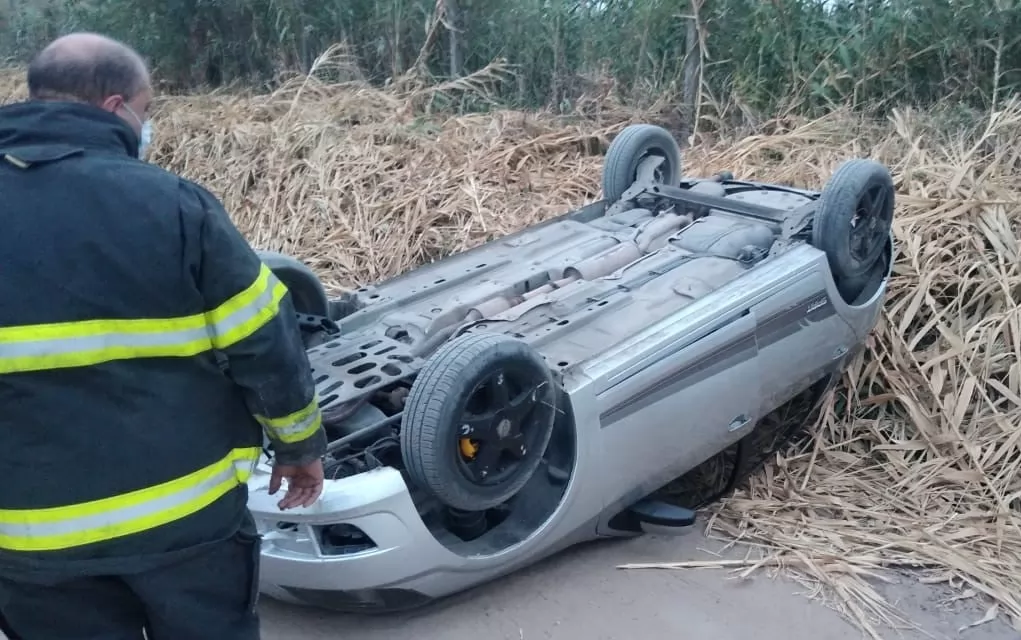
268, 458, 325, 510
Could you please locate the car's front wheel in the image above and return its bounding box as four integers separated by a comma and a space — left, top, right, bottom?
400, 332, 558, 512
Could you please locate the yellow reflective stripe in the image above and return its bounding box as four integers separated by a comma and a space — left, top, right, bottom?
0, 263, 287, 374
255, 396, 324, 444
0, 447, 261, 552
207, 267, 289, 350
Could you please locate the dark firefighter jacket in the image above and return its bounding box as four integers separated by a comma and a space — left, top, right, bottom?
0, 99, 328, 578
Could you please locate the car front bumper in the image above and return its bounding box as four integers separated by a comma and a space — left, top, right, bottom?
245, 460, 465, 611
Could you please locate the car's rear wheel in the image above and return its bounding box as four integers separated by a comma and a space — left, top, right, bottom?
400, 332, 558, 512
602, 124, 683, 203
811, 159, 895, 286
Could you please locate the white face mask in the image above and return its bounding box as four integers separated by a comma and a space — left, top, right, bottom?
122, 103, 152, 159
138, 119, 152, 158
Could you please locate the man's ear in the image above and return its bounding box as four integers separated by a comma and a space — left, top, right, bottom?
99, 94, 125, 114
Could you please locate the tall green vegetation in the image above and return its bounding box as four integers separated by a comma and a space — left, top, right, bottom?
2, 0, 1019, 119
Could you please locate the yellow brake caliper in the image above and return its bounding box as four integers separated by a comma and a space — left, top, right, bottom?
459, 438, 478, 459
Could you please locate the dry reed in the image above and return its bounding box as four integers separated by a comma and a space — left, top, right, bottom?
2, 60, 1019, 638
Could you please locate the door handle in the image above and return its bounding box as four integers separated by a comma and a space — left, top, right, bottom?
729, 414, 750, 431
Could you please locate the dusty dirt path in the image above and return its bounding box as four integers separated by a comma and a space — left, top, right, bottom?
0, 532, 1012, 639
0, 534, 1008, 636
259, 532, 1017, 640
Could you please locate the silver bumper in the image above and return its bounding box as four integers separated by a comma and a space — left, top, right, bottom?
246, 460, 458, 600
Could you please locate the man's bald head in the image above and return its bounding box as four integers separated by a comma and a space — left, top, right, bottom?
28, 33, 149, 105
27, 33, 153, 141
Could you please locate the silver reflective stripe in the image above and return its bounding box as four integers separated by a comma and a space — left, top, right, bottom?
0, 324, 211, 359
262, 409, 322, 442
207, 272, 287, 346
0, 270, 285, 365
0, 458, 254, 540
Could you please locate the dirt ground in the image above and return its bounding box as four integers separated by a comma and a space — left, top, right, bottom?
258, 532, 1018, 640
0, 531, 1013, 639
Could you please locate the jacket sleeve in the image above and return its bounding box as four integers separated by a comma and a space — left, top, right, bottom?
179, 180, 327, 467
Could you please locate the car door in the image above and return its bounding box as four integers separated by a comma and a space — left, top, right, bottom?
595, 308, 763, 513
753, 268, 859, 413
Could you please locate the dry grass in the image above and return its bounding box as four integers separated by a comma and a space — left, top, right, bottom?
3, 58, 1020, 638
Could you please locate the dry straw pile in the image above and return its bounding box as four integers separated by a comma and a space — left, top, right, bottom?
3, 55, 1020, 637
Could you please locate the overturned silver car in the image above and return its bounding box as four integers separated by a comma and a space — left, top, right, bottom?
245, 123, 896, 612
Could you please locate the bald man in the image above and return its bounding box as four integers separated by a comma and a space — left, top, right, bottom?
0, 33, 328, 639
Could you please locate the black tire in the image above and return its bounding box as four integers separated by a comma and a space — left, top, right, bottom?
400, 332, 557, 512
811, 159, 895, 282
602, 124, 683, 203
256, 250, 330, 318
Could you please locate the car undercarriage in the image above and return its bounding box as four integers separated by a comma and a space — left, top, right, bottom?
246, 123, 895, 611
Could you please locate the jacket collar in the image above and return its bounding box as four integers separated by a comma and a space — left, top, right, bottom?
0, 99, 140, 159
